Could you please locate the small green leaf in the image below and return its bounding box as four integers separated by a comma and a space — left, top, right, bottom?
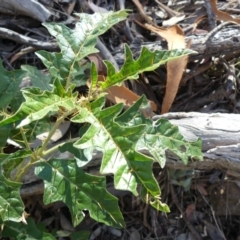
0, 127, 11, 148
70, 231, 90, 240
1, 218, 55, 239
21, 65, 52, 91
72, 96, 160, 199
0, 59, 25, 111
0, 79, 77, 128
37, 11, 128, 87
89, 62, 98, 96
0, 150, 32, 179
137, 118, 203, 167
100, 45, 196, 89
35, 159, 125, 228
0, 168, 24, 222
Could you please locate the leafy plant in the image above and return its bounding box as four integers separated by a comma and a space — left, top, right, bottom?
0, 10, 202, 238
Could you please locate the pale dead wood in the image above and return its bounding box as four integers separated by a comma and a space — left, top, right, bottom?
153, 112, 240, 178
20, 112, 240, 197
114, 23, 240, 65
0, 0, 51, 22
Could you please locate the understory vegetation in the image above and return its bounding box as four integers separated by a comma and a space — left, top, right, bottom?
0, 10, 202, 239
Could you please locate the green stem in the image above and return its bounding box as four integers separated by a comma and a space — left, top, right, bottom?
15, 108, 77, 182
14, 156, 35, 182
14, 127, 32, 181
37, 108, 76, 157
42, 137, 79, 157
20, 127, 31, 150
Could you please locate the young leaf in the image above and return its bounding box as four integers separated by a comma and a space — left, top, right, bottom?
58, 142, 93, 167
137, 118, 203, 167
35, 159, 125, 228
0, 59, 25, 111
1, 218, 55, 239
71, 96, 160, 199
115, 98, 203, 167
0, 79, 77, 128
0, 168, 24, 222
99, 45, 196, 90
0, 127, 11, 148
0, 150, 32, 179
36, 11, 128, 87
21, 65, 52, 91
70, 231, 90, 240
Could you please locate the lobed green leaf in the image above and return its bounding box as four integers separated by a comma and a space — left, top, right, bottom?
35, 159, 125, 228
99, 45, 196, 90
72, 96, 161, 199
0, 79, 77, 128
1, 218, 55, 239
36, 11, 128, 87
137, 118, 203, 167
0, 59, 25, 111
0, 168, 24, 222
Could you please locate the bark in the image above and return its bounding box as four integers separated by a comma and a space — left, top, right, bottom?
0, 0, 51, 22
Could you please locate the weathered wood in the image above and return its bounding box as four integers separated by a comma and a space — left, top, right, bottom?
82, 112, 240, 177
0, 0, 51, 22
153, 112, 240, 178
20, 112, 240, 197
114, 23, 240, 65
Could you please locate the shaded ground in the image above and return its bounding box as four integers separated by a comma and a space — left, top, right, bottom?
1, 0, 240, 239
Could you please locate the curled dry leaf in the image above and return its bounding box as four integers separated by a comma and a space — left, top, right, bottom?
210, 0, 240, 24
88, 53, 157, 115
106, 84, 157, 116
143, 24, 190, 114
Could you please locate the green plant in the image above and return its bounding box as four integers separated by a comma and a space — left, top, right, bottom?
0, 10, 202, 239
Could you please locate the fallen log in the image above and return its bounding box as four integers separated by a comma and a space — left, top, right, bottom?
20, 112, 240, 197
153, 112, 240, 178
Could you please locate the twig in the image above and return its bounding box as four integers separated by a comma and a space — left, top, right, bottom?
131, 0, 155, 25
204, 0, 217, 30
170, 184, 203, 240
201, 22, 233, 44
155, 0, 180, 17
118, 0, 134, 41
0, 27, 59, 51
96, 38, 119, 71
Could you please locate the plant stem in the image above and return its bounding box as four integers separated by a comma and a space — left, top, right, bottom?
15, 108, 77, 182
20, 127, 31, 150
37, 108, 76, 157
14, 127, 32, 182
14, 157, 34, 182
42, 137, 79, 157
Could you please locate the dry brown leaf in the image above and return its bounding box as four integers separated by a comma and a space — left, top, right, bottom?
106, 85, 157, 117
88, 52, 157, 115
143, 24, 190, 114
131, 0, 155, 24
185, 203, 196, 220
164, 46, 189, 113
10, 47, 36, 64
192, 15, 207, 32
87, 74, 157, 117
87, 53, 107, 76
191, 182, 208, 196
210, 0, 240, 24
